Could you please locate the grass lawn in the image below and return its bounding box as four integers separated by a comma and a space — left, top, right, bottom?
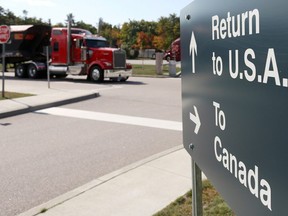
0, 91, 34, 100
153, 180, 235, 216
132, 64, 181, 76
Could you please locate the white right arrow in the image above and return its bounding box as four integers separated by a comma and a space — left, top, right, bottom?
189, 106, 201, 134
189, 31, 197, 73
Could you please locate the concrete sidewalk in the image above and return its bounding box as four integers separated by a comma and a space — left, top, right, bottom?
17, 146, 194, 216
0, 78, 201, 216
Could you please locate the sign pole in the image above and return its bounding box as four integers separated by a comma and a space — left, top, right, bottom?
2, 43, 5, 98
46, 46, 50, 88
192, 159, 203, 216
0, 25, 11, 98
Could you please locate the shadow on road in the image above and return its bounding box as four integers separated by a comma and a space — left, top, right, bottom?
2, 72, 146, 86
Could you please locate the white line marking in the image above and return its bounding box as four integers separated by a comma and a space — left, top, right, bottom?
36, 107, 182, 131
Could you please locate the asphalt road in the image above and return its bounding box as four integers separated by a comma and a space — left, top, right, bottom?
0, 76, 182, 216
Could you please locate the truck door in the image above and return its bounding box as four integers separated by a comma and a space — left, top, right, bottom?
71, 38, 83, 63
51, 29, 68, 65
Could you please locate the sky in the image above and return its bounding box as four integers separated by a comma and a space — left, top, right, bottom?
1, 0, 193, 26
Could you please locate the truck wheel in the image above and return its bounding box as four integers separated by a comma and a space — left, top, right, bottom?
15, 64, 27, 78
89, 66, 104, 82
28, 64, 39, 79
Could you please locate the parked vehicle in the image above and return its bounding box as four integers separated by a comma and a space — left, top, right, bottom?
163, 37, 181, 62
1, 24, 132, 82
138, 49, 156, 59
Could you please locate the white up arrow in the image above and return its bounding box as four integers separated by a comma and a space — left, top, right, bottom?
189, 106, 201, 134
189, 31, 197, 73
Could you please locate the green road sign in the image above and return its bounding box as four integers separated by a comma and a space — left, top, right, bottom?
181, 0, 288, 215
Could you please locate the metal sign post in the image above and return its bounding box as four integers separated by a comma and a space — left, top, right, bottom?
0, 25, 10, 98
191, 159, 202, 216
46, 46, 50, 88
1, 44, 4, 97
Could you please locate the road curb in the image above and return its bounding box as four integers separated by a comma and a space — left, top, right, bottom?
16, 145, 184, 216
0, 92, 100, 119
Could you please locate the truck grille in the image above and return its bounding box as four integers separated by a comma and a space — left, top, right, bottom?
113, 49, 126, 68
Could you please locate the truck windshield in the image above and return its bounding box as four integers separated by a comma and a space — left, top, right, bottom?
86, 39, 109, 48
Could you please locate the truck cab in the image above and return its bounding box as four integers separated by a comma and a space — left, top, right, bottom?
164, 37, 181, 62
50, 27, 132, 82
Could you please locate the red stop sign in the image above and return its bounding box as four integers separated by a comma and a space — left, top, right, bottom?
0, 25, 10, 44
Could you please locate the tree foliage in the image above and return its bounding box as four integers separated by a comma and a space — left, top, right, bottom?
75, 20, 97, 34
0, 6, 179, 52
119, 14, 179, 51
120, 19, 158, 49
0, 6, 49, 25
156, 14, 180, 49
98, 20, 121, 47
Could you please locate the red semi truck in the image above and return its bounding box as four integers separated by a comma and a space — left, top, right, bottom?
1, 24, 132, 82
163, 37, 181, 62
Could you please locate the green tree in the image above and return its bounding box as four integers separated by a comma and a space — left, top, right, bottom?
97, 17, 104, 35
22, 10, 28, 20
155, 13, 180, 50
66, 13, 75, 26
119, 15, 179, 52
98, 19, 121, 47
120, 20, 157, 48
136, 31, 154, 49
75, 20, 97, 34
0, 9, 19, 25
0, 7, 48, 25
54, 22, 65, 27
